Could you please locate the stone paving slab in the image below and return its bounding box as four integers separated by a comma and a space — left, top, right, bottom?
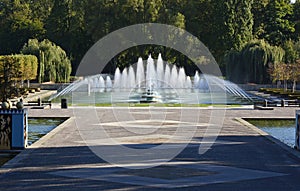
0, 107, 300, 190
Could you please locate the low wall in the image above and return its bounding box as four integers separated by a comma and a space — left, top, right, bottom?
29, 82, 300, 92
30, 83, 70, 90
238, 84, 300, 91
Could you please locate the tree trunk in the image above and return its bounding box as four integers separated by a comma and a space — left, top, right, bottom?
292, 80, 296, 93
284, 80, 288, 92
277, 80, 280, 88
27, 80, 30, 88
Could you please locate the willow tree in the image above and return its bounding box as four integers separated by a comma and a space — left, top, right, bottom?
226, 39, 284, 84
21, 39, 72, 83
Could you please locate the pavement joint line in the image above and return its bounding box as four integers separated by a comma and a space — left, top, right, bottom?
235, 117, 300, 159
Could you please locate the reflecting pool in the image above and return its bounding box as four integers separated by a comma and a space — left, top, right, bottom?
247, 119, 295, 147
28, 118, 66, 145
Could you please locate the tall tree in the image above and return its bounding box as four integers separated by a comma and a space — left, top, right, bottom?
45, 0, 89, 74
25, 0, 53, 22
225, 0, 254, 51
293, 0, 300, 40
209, 0, 254, 72
183, 0, 214, 47
283, 40, 300, 92
0, 56, 23, 101
264, 0, 295, 46
21, 39, 72, 83
0, 0, 44, 54
226, 39, 285, 84
252, 0, 270, 39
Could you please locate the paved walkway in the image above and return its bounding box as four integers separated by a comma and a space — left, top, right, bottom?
0, 107, 300, 190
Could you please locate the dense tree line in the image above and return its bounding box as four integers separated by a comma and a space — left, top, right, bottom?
0, 0, 299, 84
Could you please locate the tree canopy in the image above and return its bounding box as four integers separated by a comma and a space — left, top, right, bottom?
0, 54, 38, 101
0, 0, 299, 84
21, 39, 72, 83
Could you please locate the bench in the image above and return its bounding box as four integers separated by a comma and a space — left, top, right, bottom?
24, 100, 52, 108
281, 99, 300, 107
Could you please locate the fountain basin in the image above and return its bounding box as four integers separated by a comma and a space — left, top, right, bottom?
50, 54, 252, 105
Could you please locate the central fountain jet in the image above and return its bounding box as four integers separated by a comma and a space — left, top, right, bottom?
113, 54, 192, 91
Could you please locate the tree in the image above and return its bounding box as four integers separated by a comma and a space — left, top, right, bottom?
21, 39, 72, 83
269, 62, 290, 90
289, 60, 300, 92
206, 0, 254, 72
226, 39, 285, 84
264, 0, 295, 46
0, 55, 37, 101
293, 0, 300, 40
25, 0, 53, 22
252, 0, 270, 39
225, 0, 254, 51
45, 0, 89, 74
15, 55, 38, 88
0, 0, 45, 54
283, 40, 300, 92
183, 0, 213, 47
0, 56, 20, 101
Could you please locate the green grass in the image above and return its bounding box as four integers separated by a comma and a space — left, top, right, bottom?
259, 88, 300, 99
246, 119, 295, 128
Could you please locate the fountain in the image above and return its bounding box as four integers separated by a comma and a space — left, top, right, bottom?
50, 53, 252, 105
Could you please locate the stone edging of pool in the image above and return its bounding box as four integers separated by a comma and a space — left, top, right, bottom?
0, 117, 74, 176
236, 117, 300, 159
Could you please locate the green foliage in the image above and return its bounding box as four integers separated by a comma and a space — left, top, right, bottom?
252, 0, 270, 39
293, 1, 300, 40
0, 0, 299, 81
224, 0, 254, 51
283, 40, 298, 63
21, 39, 72, 83
83, 0, 187, 71
0, 0, 45, 54
0, 54, 38, 101
264, 0, 295, 46
226, 39, 284, 84
279, 40, 300, 92
191, 0, 254, 69
45, 0, 88, 72
0, 56, 20, 101
15, 54, 38, 82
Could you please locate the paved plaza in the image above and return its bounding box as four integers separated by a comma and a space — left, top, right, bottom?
0, 107, 300, 190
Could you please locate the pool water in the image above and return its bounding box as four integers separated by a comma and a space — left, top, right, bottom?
246, 119, 295, 147
0, 117, 65, 167
28, 118, 66, 145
